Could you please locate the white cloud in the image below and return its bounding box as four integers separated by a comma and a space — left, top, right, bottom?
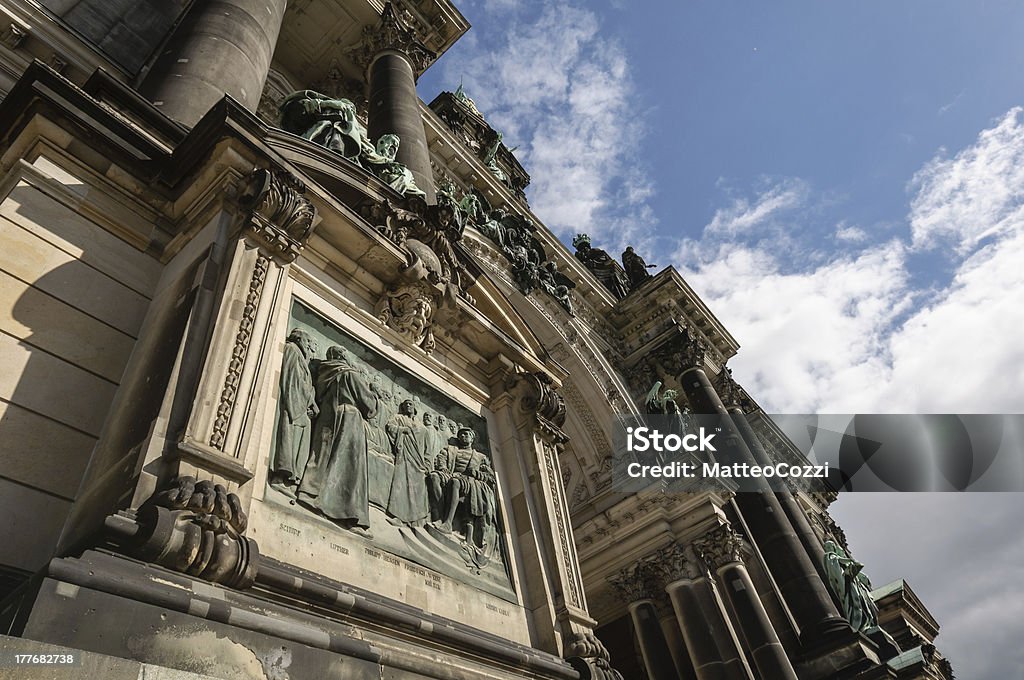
835, 222, 869, 243
674, 107, 1024, 416
909, 107, 1024, 255
706, 179, 808, 236
440, 4, 653, 247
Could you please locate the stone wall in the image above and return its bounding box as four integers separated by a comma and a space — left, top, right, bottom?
0, 156, 158, 575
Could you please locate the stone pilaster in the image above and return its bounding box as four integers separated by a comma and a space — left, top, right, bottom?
139, 0, 289, 126
497, 371, 622, 679
695, 525, 798, 680
350, 2, 436, 201
659, 327, 849, 646
608, 564, 680, 680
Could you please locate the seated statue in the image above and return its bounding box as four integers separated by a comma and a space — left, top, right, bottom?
621, 246, 657, 291
428, 428, 497, 549
362, 134, 426, 197
279, 90, 371, 161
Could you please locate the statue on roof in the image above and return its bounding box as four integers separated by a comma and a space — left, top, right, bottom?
621, 246, 657, 291
454, 80, 485, 119
572, 233, 629, 299
279, 90, 372, 161
482, 132, 510, 185
362, 134, 426, 198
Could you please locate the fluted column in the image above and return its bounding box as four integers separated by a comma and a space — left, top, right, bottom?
653, 544, 749, 680
608, 565, 680, 680
695, 525, 799, 680
718, 369, 827, 575
663, 329, 848, 645
140, 0, 289, 126
350, 3, 436, 201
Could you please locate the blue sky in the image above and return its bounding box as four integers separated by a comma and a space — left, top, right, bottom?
419, 3, 1024, 678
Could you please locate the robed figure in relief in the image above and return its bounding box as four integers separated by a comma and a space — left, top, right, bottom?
385, 399, 432, 525
269, 329, 318, 497
297, 346, 378, 537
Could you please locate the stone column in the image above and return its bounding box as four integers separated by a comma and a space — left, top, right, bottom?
653, 544, 749, 680
662, 329, 848, 645
608, 565, 681, 680
350, 3, 436, 202
140, 0, 289, 127
656, 603, 698, 680
717, 369, 827, 575
695, 525, 799, 680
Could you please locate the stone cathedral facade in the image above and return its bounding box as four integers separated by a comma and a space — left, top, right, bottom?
0, 1, 953, 679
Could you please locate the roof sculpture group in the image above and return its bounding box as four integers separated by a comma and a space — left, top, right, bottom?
279, 86, 660, 316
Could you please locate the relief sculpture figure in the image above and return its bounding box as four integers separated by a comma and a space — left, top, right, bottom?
269, 329, 318, 498
385, 399, 432, 525
432, 428, 497, 553
297, 346, 378, 538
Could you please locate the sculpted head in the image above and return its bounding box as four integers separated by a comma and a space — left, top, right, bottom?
435, 414, 447, 431
399, 398, 417, 416
287, 328, 318, 359
326, 345, 353, 363
457, 427, 476, 447
422, 412, 433, 427
376, 134, 400, 161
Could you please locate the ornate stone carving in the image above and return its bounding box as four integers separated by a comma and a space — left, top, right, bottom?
514, 371, 567, 431
133, 476, 258, 589
239, 168, 317, 264
348, 2, 436, 76
694, 524, 746, 571
649, 543, 704, 585
716, 365, 753, 411
210, 253, 269, 450
565, 631, 624, 680
607, 562, 660, 604
361, 194, 476, 303
376, 280, 437, 353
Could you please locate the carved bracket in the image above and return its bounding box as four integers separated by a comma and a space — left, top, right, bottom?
131, 476, 259, 589
238, 168, 317, 264
510, 371, 568, 441
565, 631, 624, 680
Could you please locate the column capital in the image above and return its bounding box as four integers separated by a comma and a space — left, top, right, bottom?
238, 168, 318, 264
693, 523, 746, 572
349, 2, 437, 76
649, 543, 705, 587
716, 365, 755, 412
608, 562, 661, 604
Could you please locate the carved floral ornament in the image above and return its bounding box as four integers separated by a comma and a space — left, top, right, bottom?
565, 631, 623, 680
693, 524, 747, 571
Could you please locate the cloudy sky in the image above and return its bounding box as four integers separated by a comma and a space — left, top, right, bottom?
419, 1, 1024, 677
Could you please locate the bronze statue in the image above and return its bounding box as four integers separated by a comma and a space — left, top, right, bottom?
269, 328, 319, 498
297, 346, 379, 538
430, 428, 497, 550
385, 399, 432, 525
621, 246, 656, 291
573, 233, 629, 299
